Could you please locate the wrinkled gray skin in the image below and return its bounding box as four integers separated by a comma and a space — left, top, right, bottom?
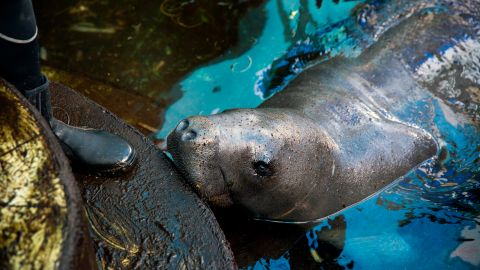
168, 5, 480, 222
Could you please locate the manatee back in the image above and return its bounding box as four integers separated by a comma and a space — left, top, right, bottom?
330, 120, 438, 213
278, 118, 438, 223
262, 1, 480, 118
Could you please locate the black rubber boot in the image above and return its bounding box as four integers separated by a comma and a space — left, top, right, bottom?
24, 75, 52, 121
50, 118, 137, 174
24, 76, 137, 174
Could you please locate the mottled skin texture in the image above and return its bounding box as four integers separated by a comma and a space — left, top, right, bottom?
168, 4, 480, 222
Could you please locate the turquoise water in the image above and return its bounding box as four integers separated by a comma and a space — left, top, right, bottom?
155, 0, 363, 138
155, 0, 480, 269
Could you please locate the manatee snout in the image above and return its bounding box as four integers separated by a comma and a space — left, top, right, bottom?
167, 116, 233, 207
167, 116, 214, 150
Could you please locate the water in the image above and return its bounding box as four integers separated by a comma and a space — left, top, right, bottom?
154, 0, 480, 269
154, 0, 364, 138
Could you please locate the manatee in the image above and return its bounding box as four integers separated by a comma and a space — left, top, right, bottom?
167, 2, 480, 222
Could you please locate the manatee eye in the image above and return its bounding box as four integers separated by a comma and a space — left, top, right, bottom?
253, 160, 273, 177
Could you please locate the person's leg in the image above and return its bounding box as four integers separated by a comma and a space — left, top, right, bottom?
0, 0, 52, 120
0, 0, 42, 91
0, 0, 136, 174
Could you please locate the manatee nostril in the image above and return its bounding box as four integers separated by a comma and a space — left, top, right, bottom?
182, 130, 197, 141
176, 119, 189, 132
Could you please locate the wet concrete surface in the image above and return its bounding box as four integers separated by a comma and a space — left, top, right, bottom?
49, 82, 236, 269
43, 66, 164, 134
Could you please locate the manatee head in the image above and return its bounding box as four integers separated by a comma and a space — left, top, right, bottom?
167, 108, 337, 221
